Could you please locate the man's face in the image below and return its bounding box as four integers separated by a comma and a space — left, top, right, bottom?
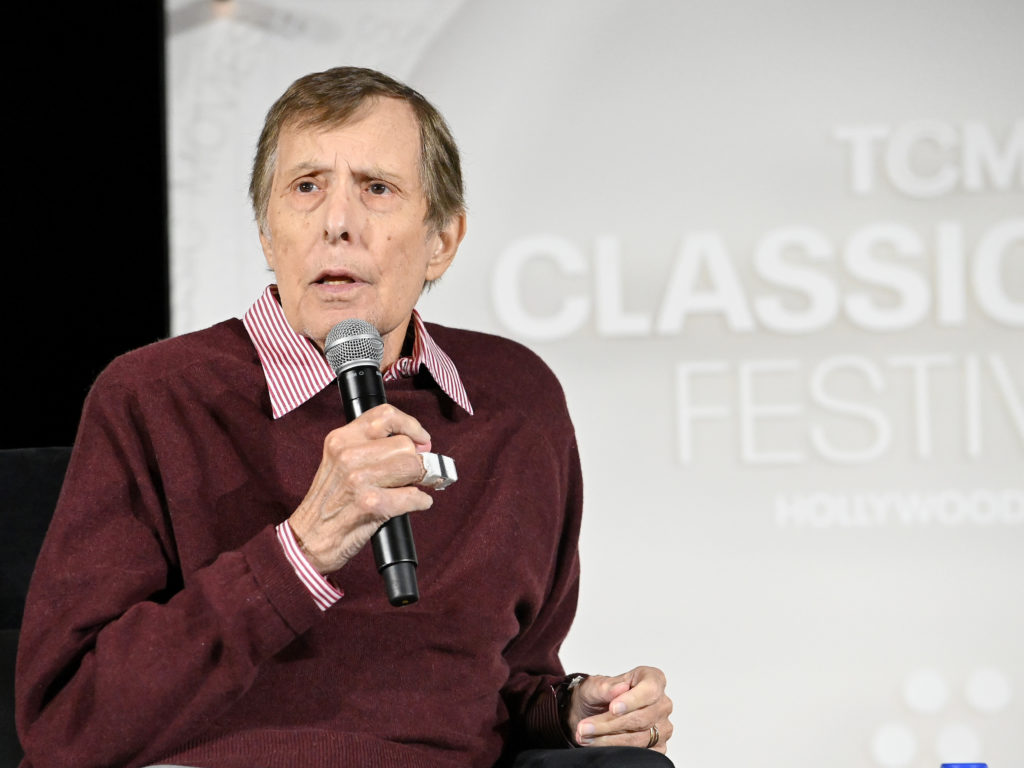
260, 97, 464, 364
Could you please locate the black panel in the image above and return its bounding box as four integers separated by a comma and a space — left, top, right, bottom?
4, 3, 170, 448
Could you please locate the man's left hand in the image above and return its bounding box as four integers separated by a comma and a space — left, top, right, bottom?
568, 666, 673, 754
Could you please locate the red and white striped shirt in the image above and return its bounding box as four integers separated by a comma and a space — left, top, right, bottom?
242, 284, 474, 609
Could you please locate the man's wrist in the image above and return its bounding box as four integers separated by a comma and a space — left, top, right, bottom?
556, 673, 588, 746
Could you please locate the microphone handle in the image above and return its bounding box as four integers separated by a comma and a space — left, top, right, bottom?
337, 365, 420, 606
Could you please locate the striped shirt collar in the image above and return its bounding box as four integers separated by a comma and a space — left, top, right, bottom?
242, 285, 473, 419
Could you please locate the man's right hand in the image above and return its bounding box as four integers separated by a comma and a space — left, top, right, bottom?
286, 403, 434, 574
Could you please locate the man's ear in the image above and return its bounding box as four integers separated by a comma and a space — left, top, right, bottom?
259, 227, 275, 271
425, 212, 467, 282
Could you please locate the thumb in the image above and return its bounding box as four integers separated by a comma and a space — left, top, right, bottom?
600, 674, 636, 716
578, 674, 631, 714
570, 674, 634, 744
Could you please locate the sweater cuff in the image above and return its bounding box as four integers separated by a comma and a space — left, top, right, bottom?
528, 673, 589, 749
242, 525, 325, 637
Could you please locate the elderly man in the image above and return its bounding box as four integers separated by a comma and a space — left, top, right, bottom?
16, 66, 673, 768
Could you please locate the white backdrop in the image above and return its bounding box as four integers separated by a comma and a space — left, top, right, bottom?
165, 2, 1023, 766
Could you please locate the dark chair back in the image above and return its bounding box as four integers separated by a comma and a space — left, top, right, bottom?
1, 446, 72, 766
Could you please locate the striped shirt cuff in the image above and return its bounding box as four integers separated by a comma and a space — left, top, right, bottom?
275, 522, 344, 611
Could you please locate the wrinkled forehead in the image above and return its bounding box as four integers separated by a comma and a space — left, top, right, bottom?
283, 93, 377, 137
274, 97, 423, 180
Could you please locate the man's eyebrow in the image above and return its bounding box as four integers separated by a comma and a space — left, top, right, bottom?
281, 161, 407, 183
281, 160, 330, 177
352, 166, 418, 196
354, 165, 407, 184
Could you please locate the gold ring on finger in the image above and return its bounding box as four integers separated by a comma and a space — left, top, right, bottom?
646, 724, 660, 748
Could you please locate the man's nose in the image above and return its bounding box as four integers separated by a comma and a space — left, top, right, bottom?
323, 187, 356, 244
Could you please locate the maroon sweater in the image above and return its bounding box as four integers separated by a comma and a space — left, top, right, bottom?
16, 319, 583, 768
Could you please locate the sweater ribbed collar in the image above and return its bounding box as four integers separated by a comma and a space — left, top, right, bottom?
242, 285, 474, 419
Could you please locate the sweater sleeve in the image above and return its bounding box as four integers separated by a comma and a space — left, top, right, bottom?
15, 374, 323, 768
498, 431, 586, 755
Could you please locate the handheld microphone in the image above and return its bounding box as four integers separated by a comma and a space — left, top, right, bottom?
325, 319, 419, 606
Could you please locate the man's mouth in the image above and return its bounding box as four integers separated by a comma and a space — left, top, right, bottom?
315, 269, 359, 285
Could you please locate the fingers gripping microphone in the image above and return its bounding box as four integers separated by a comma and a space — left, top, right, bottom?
325, 319, 419, 606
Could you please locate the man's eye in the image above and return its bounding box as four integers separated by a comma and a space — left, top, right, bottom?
296, 180, 318, 193
368, 182, 390, 195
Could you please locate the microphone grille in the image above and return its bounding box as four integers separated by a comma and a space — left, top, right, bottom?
324, 319, 384, 375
